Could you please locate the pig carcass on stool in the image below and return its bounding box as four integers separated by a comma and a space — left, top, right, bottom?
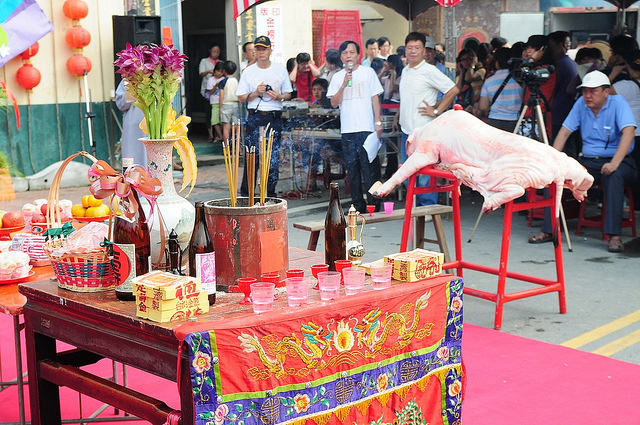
372, 110, 593, 216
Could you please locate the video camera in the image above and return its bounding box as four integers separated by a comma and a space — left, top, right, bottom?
508, 58, 554, 86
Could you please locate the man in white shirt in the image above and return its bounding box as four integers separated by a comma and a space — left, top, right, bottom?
327, 40, 384, 213
395, 31, 459, 205
361, 38, 378, 67
240, 42, 256, 72
236, 35, 293, 197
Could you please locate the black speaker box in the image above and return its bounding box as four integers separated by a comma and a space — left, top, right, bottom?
112, 15, 162, 85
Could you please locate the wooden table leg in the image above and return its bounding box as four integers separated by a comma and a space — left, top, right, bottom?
24, 311, 61, 425
415, 217, 425, 250
307, 231, 320, 251
432, 215, 451, 264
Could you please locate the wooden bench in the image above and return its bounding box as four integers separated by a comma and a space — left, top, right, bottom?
293, 204, 453, 262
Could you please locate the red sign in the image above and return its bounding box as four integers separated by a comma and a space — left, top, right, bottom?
436, 0, 461, 6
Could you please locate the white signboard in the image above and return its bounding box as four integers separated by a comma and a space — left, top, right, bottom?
256, 5, 284, 65
500, 13, 544, 47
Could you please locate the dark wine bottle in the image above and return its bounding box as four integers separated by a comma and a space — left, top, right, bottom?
189, 202, 216, 305
324, 182, 346, 271
113, 159, 150, 301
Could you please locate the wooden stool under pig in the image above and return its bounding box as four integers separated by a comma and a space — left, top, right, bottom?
400, 167, 566, 330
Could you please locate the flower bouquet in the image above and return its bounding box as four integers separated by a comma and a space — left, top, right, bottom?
114, 43, 197, 195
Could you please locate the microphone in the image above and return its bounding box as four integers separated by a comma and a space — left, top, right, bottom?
347, 61, 353, 87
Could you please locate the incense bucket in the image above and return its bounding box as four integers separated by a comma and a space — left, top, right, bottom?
204, 197, 289, 291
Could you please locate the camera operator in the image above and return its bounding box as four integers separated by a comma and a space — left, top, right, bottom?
521, 34, 557, 140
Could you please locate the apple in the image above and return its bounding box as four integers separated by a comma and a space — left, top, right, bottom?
31, 213, 47, 224
40, 203, 62, 216
2, 211, 25, 228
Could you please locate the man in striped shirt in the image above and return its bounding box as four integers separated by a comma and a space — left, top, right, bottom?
477, 47, 523, 133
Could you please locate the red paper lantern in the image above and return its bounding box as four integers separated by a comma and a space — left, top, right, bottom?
65, 25, 91, 49
62, 0, 89, 21
66, 54, 92, 76
19, 42, 39, 60
16, 63, 41, 91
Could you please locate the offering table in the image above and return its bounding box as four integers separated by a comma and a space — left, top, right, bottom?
19, 248, 464, 425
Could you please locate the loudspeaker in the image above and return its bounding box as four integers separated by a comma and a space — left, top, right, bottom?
112, 15, 162, 85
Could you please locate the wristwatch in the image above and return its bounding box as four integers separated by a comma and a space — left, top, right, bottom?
375, 121, 382, 126
433, 108, 439, 116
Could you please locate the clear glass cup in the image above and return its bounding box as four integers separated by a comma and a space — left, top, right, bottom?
285, 277, 310, 307
250, 282, 275, 313
369, 263, 393, 290
342, 266, 365, 295
317, 271, 341, 301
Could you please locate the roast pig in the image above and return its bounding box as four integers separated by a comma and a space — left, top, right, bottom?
372, 110, 594, 215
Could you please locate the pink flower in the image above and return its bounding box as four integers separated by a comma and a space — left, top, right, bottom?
214, 404, 228, 425
192, 351, 211, 374
376, 373, 389, 392
448, 379, 462, 397
293, 394, 311, 413
451, 296, 462, 312
437, 346, 450, 361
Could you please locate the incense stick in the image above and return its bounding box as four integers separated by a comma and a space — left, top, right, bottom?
233, 122, 240, 207
248, 146, 255, 207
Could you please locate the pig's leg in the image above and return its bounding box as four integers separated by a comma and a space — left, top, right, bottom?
373, 152, 437, 197
481, 183, 526, 212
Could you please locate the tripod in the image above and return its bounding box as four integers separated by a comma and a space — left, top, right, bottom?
467, 82, 573, 251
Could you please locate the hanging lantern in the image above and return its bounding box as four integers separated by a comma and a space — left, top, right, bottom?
62, 0, 89, 21
19, 42, 40, 61
65, 25, 91, 50
67, 54, 92, 77
16, 63, 42, 92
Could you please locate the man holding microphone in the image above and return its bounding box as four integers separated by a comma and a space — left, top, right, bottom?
327, 40, 384, 213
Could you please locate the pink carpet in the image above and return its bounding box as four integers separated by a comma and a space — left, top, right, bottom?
2, 312, 640, 423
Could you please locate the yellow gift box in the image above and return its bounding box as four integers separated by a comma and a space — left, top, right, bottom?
131, 271, 209, 322
384, 248, 444, 282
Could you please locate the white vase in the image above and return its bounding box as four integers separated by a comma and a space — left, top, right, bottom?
139, 137, 195, 269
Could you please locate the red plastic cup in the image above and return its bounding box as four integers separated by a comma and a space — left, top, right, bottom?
334, 260, 353, 284
310, 264, 329, 290
236, 277, 257, 304
286, 269, 304, 278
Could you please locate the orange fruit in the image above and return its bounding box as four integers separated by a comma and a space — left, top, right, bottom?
81, 195, 102, 208
85, 204, 110, 218
71, 204, 86, 217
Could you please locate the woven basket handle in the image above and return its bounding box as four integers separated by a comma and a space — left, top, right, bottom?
46, 151, 100, 229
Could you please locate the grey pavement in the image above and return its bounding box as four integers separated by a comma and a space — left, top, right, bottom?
3, 158, 640, 366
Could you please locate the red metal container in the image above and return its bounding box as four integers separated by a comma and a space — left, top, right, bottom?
204, 198, 289, 291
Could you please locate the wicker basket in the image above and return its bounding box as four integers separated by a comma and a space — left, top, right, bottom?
43, 152, 115, 292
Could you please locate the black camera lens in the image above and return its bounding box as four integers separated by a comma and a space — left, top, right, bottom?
265, 84, 273, 91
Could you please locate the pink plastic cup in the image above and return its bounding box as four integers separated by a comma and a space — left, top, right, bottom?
384, 202, 394, 215
317, 271, 341, 301
285, 277, 310, 307
310, 264, 329, 290
250, 282, 275, 313
369, 263, 393, 291
342, 266, 365, 295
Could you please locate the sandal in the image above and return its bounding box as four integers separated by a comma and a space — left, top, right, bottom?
528, 231, 553, 244
608, 236, 624, 253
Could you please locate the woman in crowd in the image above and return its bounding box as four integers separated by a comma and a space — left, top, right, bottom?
455, 48, 484, 112
318, 49, 342, 84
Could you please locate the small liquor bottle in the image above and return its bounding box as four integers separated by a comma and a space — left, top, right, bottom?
188, 202, 216, 304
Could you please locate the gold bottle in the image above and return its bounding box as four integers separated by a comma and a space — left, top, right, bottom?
346, 205, 366, 264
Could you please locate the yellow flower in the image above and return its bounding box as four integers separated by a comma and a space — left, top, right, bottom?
333, 320, 355, 352
293, 394, 311, 413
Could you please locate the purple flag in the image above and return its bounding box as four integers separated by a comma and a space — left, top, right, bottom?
0, 0, 53, 67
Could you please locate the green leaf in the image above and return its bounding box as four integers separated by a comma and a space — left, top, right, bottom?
249, 402, 257, 411
321, 399, 330, 407
204, 376, 214, 387
243, 412, 251, 419
235, 403, 243, 412
286, 407, 294, 417
228, 413, 237, 420
320, 386, 326, 395
311, 392, 318, 403
279, 397, 287, 405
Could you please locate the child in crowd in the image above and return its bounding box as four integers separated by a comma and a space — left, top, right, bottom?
218, 60, 240, 143
310, 78, 330, 107
206, 61, 225, 142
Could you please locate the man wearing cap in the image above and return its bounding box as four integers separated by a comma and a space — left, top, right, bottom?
423, 35, 448, 101
236, 35, 293, 198
529, 70, 637, 252
327, 40, 383, 213
392, 31, 458, 206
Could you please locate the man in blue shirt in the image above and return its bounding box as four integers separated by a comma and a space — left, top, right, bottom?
529, 71, 637, 252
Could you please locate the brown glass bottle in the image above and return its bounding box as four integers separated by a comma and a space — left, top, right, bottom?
113, 163, 151, 301
189, 202, 216, 305
324, 182, 346, 271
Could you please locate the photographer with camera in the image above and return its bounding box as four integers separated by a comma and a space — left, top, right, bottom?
520, 34, 557, 140
236, 35, 293, 198
477, 47, 524, 132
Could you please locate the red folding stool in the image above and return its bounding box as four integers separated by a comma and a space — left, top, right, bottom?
575, 184, 636, 240
401, 166, 567, 330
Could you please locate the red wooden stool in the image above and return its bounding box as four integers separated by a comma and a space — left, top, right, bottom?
401, 166, 566, 330
576, 185, 636, 240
